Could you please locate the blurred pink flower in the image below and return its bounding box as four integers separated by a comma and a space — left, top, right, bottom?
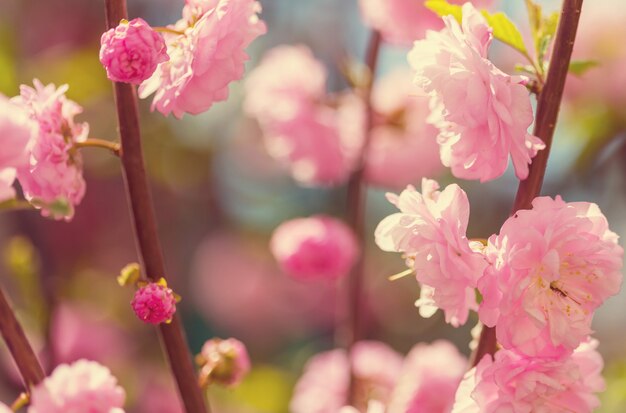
408, 3, 544, 182
365, 69, 443, 188
28, 359, 126, 413
290, 341, 403, 413
270, 215, 358, 281
139, 0, 266, 118
387, 341, 467, 413
12, 80, 87, 220
0, 404, 10, 413
190, 231, 337, 351
0, 95, 33, 201
359, 0, 493, 46
375, 179, 487, 327
567, 0, 626, 108
452, 339, 605, 413
136, 371, 183, 413
245, 45, 362, 186
131, 281, 177, 325
51, 303, 132, 365
197, 337, 250, 387
244, 44, 327, 123
99, 18, 169, 85
479, 196, 623, 357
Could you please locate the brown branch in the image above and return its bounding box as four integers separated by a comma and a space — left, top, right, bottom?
470, 0, 584, 367
0, 286, 45, 390
337, 30, 381, 404
103, 1, 209, 412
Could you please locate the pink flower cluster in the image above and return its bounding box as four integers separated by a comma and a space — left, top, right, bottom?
28, 359, 126, 413
246, 45, 445, 188
408, 3, 545, 182
245, 45, 361, 185
270, 215, 359, 282
9, 80, 88, 220
480, 196, 623, 357
291, 340, 466, 413
138, 0, 267, 118
100, 18, 169, 85
375, 179, 487, 326
359, 0, 493, 46
453, 340, 605, 413
376, 179, 622, 411
196, 337, 250, 387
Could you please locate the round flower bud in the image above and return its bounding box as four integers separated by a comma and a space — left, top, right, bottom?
196, 338, 251, 388
99, 18, 169, 85
270, 215, 359, 281
131, 280, 177, 325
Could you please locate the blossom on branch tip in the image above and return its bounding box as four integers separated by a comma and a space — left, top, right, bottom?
131, 278, 178, 325
28, 359, 126, 413
11, 80, 88, 220
196, 337, 250, 387
451, 339, 605, 413
478, 196, 623, 357
375, 179, 487, 327
99, 18, 169, 85
139, 0, 266, 118
270, 215, 359, 281
408, 3, 544, 182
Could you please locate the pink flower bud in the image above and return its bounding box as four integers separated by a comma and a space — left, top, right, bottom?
28, 359, 126, 413
270, 215, 359, 282
196, 337, 250, 388
131, 281, 177, 325
99, 18, 169, 85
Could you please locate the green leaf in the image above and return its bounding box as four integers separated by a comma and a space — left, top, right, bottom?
425, 0, 528, 56
525, 0, 543, 43
424, 0, 462, 23
481, 11, 528, 55
569, 60, 599, 76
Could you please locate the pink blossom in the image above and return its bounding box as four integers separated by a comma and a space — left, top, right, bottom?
365, 69, 443, 188
359, 0, 493, 46
12, 80, 87, 220
245, 46, 361, 185
28, 359, 126, 413
99, 18, 169, 85
387, 341, 467, 413
139, 0, 266, 118
0, 95, 33, 201
408, 3, 544, 182
270, 215, 358, 281
452, 339, 605, 413
196, 337, 250, 387
131, 281, 177, 325
0, 404, 10, 413
375, 179, 487, 326
479, 196, 623, 357
290, 341, 403, 413
244, 45, 327, 124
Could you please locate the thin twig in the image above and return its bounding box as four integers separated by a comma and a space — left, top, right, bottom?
103, 1, 209, 412
0, 286, 45, 390
337, 30, 381, 405
75, 138, 121, 156
470, 0, 585, 367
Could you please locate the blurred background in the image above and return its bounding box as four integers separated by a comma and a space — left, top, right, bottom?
1, 0, 626, 411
